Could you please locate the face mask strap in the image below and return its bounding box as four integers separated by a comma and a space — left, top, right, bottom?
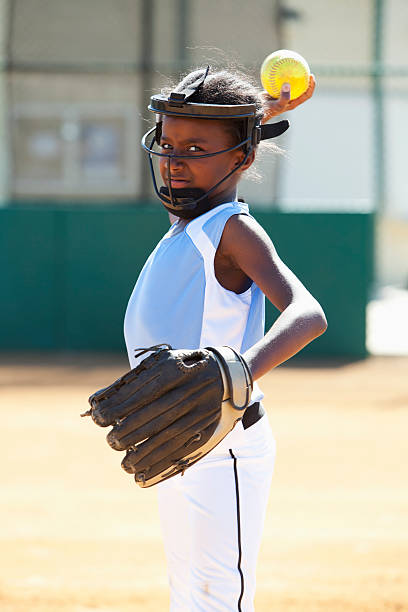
189, 147, 252, 205
146, 131, 165, 203
146, 131, 196, 212
166, 155, 176, 206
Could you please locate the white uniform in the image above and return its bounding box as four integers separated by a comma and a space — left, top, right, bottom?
124, 202, 276, 611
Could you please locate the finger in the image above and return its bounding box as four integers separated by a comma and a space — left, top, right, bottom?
286, 74, 316, 109
260, 83, 290, 103
90, 353, 182, 427
90, 368, 163, 426
131, 418, 220, 484
89, 351, 159, 405
122, 408, 220, 473
261, 83, 291, 123
272, 84, 291, 112
107, 378, 219, 450
90, 348, 214, 427
133, 419, 220, 484
280, 82, 291, 101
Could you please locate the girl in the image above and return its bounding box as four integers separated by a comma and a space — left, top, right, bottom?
124, 65, 327, 611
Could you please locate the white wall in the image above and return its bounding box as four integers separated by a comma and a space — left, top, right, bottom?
240, 87, 375, 211
386, 92, 408, 220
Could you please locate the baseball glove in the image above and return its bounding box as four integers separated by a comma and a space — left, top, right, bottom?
82, 344, 253, 487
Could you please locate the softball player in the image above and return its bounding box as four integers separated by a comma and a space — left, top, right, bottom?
124, 66, 326, 611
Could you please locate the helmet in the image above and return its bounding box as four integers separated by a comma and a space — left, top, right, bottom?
141, 67, 289, 219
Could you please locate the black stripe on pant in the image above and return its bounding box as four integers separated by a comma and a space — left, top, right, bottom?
229, 449, 244, 611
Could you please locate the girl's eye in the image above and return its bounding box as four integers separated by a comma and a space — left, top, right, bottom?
159, 143, 202, 153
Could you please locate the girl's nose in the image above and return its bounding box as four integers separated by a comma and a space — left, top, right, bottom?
169, 155, 185, 170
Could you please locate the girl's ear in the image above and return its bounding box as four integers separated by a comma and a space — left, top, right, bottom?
234, 149, 256, 174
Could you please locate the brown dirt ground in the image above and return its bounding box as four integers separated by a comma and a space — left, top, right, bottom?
1, 353, 407, 611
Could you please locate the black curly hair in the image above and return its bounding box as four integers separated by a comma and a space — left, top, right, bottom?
164, 67, 264, 148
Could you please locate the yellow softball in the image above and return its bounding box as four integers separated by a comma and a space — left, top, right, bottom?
260, 49, 310, 100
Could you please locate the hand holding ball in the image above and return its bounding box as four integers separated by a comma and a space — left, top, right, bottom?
260, 50, 310, 100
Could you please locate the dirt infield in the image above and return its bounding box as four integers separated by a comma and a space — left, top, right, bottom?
1, 354, 407, 611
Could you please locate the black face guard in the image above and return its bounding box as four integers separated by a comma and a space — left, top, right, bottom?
141, 67, 290, 219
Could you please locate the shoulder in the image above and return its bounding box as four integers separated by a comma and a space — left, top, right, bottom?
219, 212, 277, 261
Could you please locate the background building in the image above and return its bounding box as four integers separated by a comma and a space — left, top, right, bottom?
0, 0, 406, 353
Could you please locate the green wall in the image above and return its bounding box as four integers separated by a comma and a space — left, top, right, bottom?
0, 205, 374, 356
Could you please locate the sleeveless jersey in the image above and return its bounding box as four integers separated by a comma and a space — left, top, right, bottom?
124, 201, 265, 403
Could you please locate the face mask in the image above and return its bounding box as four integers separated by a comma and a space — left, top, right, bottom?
141, 67, 289, 219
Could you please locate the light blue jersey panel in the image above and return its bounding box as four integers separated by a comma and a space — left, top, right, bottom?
124, 221, 205, 359
124, 201, 265, 402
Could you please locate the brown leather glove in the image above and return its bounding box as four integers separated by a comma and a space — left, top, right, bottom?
83, 344, 253, 487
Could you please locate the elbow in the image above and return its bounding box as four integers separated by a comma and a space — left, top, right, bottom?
311, 304, 328, 337
297, 296, 327, 338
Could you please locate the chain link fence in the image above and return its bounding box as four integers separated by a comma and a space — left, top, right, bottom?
0, 0, 406, 220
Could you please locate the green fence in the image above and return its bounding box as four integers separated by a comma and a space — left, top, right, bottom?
0, 205, 374, 356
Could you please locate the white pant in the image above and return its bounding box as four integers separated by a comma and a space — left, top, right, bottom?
157, 414, 276, 611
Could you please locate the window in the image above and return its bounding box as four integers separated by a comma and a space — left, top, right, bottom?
12, 104, 139, 198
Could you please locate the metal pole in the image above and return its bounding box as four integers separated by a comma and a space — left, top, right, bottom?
373, 0, 385, 213
0, 0, 13, 204
269, 0, 285, 209
177, 0, 189, 71
139, 0, 154, 200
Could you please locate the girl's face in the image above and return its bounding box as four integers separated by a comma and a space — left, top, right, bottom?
158, 116, 254, 202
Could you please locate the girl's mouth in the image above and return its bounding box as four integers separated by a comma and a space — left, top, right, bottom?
169, 179, 190, 188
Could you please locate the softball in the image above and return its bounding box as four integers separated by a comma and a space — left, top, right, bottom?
260, 49, 310, 100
